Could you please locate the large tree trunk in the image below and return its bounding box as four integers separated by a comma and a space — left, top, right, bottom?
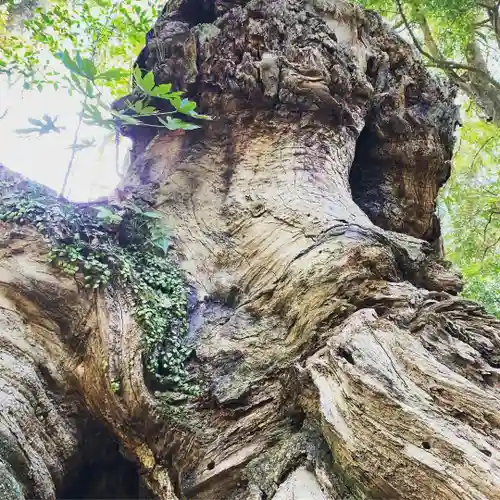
1, 1, 500, 499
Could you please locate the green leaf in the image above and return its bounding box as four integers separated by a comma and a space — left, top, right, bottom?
153, 235, 170, 255
142, 211, 162, 219
85, 80, 95, 98
179, 98, 196, 113
150, 83, 172, 97
158, 117, 180, 130
133, 66, 143, 86
115, 112, 142, 125
95, 206, 122, 224
168, 95, 182, 111
133, 101, 144, 113
181, 122, 202, 130
79, 57, 97, 80
189, 111, 212, 120
55, 49, 82, 76
96, 68, 129, 81
158, 116, 201, 131
140, 106, 156, 115
142, 71, 155, 93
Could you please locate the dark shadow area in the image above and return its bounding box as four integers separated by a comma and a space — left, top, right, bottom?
349, 123, 442, 247
57, 419, 153, 500
178, 0, 217, 26
349, 125, 385, 230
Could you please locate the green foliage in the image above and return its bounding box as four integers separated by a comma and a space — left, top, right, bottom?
110, 379, 121, 394
1, 0, 210, 135
1, 0, 210, 198
1, 0, 157, 95
53, 49, 209, 132
440, 104, 499, 317
0, 180, 199, 393
356, 0, 480, 56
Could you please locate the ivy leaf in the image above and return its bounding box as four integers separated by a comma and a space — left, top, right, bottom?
95, 206, 122, 225
153, 235, 170, 255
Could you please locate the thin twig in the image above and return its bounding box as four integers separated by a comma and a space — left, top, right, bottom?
59, 0, 123, 198
482, 233, 500, 260
60, 99, 87, 198
470, 134, 499, 172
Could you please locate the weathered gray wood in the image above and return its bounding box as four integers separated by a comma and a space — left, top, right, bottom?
0, 1, 499, 499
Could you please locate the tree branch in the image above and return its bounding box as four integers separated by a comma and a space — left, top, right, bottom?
470, 134, 499, 172
60, 103, 86, 198
395, 0, 500, 92
482, 231, 500, 260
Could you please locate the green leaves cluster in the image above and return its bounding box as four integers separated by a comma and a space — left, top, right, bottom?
0, 180, 198, 392
54, 49, 209, 132
1, 0, 157, 95
356, 0, 480, 58
2, 0, 210, 136
440, 107, 499, 318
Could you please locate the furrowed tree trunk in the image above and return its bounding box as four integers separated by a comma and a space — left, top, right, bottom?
1, 1, 500, 500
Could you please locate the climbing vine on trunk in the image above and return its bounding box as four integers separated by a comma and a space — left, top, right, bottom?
0, 178, 198, 393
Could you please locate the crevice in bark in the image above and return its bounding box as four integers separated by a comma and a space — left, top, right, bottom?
57, 419, 153, 500
349, 121, 443, 244
337, 346, 355, 365
180, 0, 217, 26
349, 124, 380, 224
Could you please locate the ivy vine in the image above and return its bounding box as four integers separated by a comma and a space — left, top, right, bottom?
0, 179, 198, 394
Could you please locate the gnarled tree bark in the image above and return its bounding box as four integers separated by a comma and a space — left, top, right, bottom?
1, 1, 500, 499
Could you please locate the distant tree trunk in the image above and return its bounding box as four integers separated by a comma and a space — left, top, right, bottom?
1, 1, 500, 500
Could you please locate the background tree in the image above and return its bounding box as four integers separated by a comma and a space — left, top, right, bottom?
354, 0, 500, 317
356, 0, 500, 124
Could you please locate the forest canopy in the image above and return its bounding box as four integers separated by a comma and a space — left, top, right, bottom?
0, 0, 499, 316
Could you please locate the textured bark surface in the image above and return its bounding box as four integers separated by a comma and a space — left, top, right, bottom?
1, 1, 500, 500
